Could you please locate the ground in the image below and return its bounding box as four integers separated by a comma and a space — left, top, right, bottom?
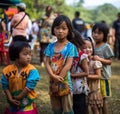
0, 60, 120, 114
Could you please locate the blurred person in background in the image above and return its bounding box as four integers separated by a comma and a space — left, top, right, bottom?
39, 5, 57, 66
10, 2, 29, 42
72, 11, 85, 37
112, 12, 120, 60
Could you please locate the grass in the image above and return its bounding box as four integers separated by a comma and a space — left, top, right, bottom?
0, 60, 120, 114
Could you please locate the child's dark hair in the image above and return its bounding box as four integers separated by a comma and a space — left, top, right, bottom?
51, 15, 73, 41
92, 22, 109, 42
9, 41, 31, 61
70, 29, 85, 49
85, 37, 94, 55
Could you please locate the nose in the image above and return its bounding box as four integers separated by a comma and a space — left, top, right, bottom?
59, 28, 63, 32
27, 54, 31, 59
94, 32, 99, 36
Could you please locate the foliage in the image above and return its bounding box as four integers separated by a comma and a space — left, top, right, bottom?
73, 0, 84, 7
91, 3, 119, 25
21, 0, 120, 25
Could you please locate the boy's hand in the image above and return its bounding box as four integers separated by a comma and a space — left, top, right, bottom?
13, 95, 22, 100
9, 98, 20, 106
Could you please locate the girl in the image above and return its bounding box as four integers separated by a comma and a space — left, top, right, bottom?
44, 15, 78, 114
83, 38, 103, 114
70, 30, 89, 114
92, 23, 114, 114
1, 41, 40, 114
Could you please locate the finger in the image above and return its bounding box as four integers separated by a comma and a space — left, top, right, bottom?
60, 77, 64, 80
15, 100, 20, 105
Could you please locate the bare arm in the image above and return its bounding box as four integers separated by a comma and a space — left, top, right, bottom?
112, 28, 115, 43
93, 55, 112, 65
59, 57, 73, 78
44, 56, 64, 82
71, 58, 89, 77
4, 89, 20, 106
13, 88, 29, 100
88, 68, 101, 79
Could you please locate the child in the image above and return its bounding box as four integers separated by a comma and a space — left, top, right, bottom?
92, 23, 114, 114
70, 30, 89, 114
1, 41, 40, 114
83, 38, 103, 114
44, 15, 78, 114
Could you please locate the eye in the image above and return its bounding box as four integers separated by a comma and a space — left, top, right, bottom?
55, 26, 60, 29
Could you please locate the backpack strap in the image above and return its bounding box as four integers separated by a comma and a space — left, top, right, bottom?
14, 13, 26, 28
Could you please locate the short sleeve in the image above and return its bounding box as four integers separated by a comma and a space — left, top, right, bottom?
44, 43, 51, 57
104, 44, 114, 59
1, 74, 9, 90
80, 53, 88, 63
67, 44, 78, 58
94, 61, 102, 69
44, 43, 55, 57
26, 69, 40, 90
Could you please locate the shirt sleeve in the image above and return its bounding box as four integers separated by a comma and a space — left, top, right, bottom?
44, 43, 52, 57
68, 44, 78, 58
1, 74, 9, 90
80, 53, 88, 63
26, 69, 40, 90
94, 61, 102, 69
104, 44, 114, 59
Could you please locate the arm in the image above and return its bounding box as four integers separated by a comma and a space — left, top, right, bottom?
71, 58, 89, 78
88, 68, 101, 80
13, 88, 29, 100
4, 89, 20, 106
44, 56, 64, 82
1, 74, 20, 106
59, 57, 73, 78
93, 55, 112, 65
112, 28, 115, 43
14, 69, 40, 100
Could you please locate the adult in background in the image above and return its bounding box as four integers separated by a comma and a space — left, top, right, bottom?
112, 12, 120, 60
72, 11, 85, 37
30, 19, 39, 57
39, 6, 57, 66
26, 13, 32, 42
10, 2, 29, 42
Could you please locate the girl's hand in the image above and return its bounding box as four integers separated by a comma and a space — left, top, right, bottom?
53, 75, 64, 82
9, 98, 20, 106
93, 55, 100, 61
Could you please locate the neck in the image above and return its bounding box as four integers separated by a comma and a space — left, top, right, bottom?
57, 38, 68, 44
95, 42, 104, 48
15, 61, 26, 72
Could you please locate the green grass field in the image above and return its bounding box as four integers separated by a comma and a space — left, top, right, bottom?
0, 61, 120, 114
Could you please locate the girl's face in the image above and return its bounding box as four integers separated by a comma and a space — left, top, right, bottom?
18, 47, 31, 66
92, 28, 104, 43
54, 21, 69, 41
82, 40, 93, 57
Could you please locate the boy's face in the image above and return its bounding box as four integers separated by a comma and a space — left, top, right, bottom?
92, 28, 104, 43
18, 47, 31, 66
